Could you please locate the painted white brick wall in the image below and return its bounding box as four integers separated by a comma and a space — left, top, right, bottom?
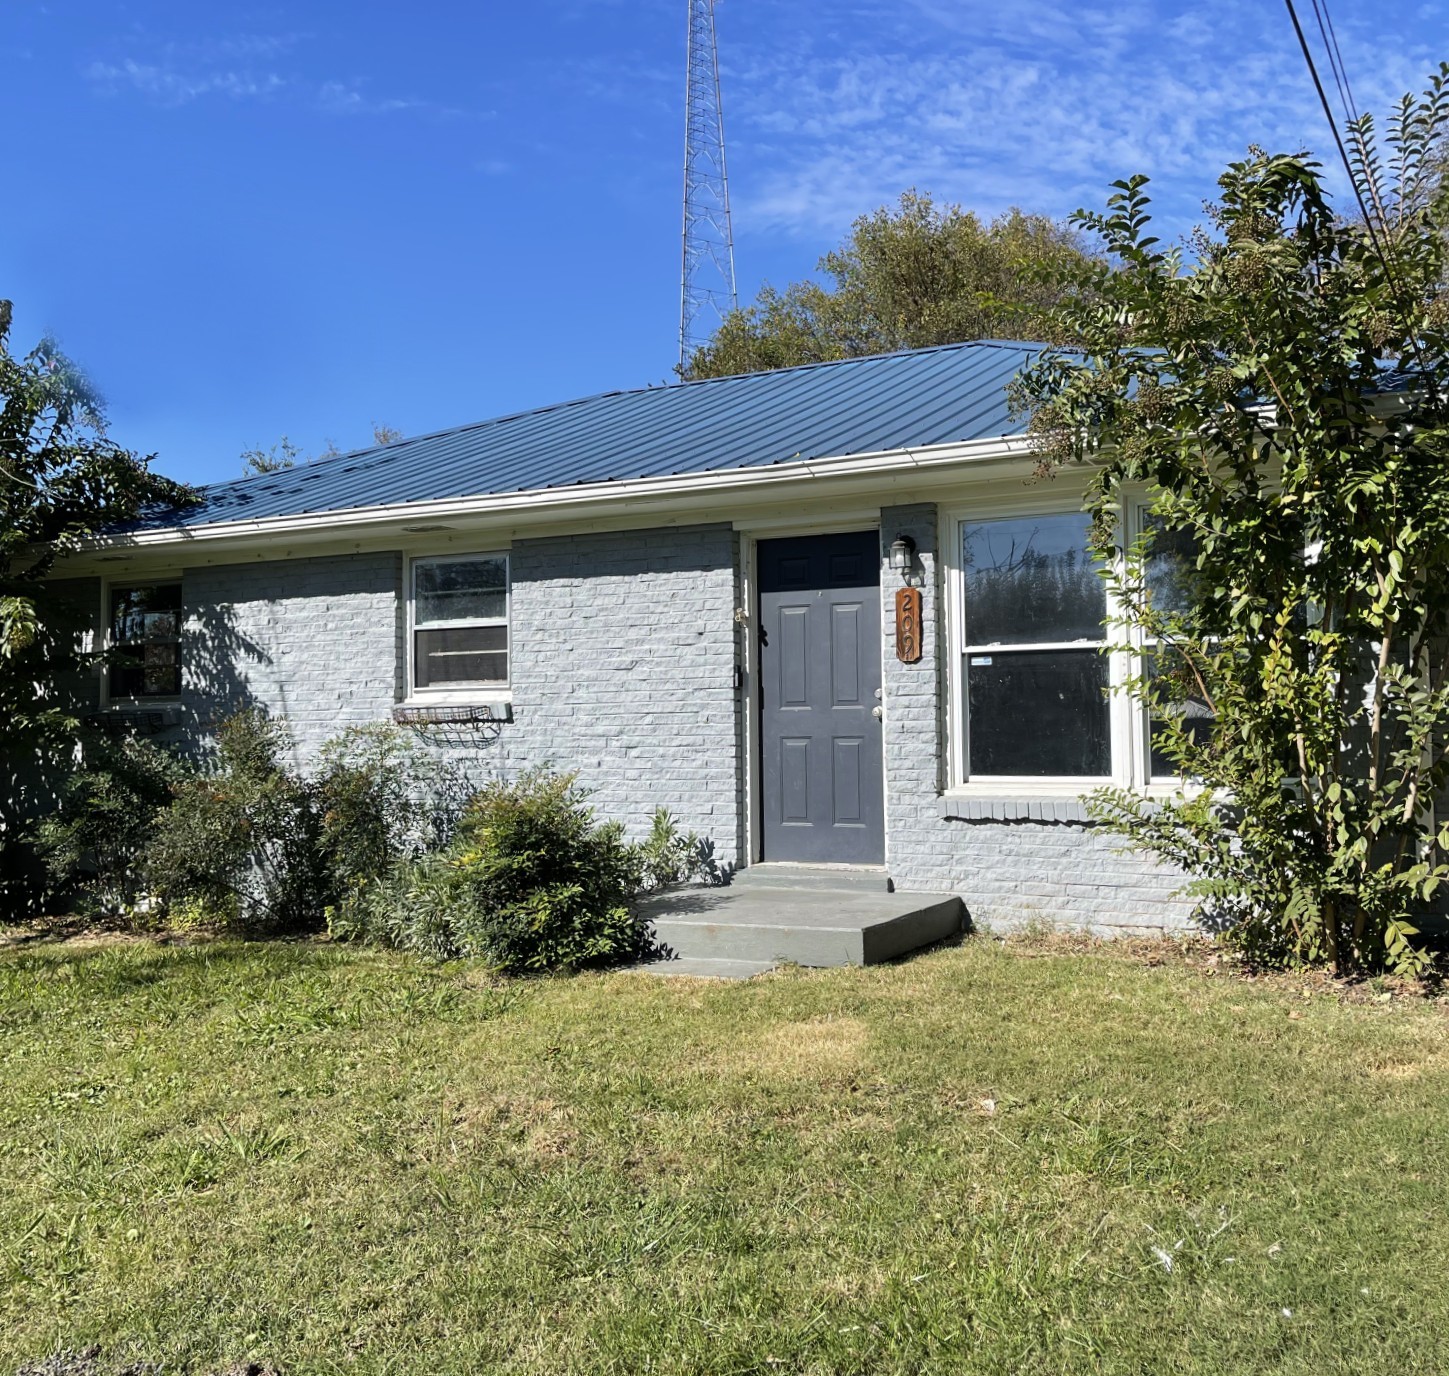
505, 524, 744, 868
176, 528, 745, 869
878, 503, 1195, 936
181, 554, 403, 763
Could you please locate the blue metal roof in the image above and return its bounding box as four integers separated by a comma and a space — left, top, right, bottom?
150, 339, 1045, 530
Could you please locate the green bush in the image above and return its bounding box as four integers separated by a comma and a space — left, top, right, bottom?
633, 806, 720, 892
328, 851, 465, 960
32, 733, 193, 917
331, 770, 711, 972
145, 710, 326, 930
315, 723, 455, 896
145, 713, 451, 933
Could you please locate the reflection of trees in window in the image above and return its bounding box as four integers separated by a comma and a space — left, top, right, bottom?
108, 584, 182, 699
412, 555, 510, 691
962, 512, 1106, 645
960, 512, 1110, 777
1138, 516, 1216, 781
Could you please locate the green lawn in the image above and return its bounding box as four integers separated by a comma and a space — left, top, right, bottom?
0, 932, 1444, 1375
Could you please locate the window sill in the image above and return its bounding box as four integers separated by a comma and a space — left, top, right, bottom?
939, 791, 1094, 824
399, 691, 512, 708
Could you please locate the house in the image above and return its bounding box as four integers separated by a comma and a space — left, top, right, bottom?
56, 340, 1194, 937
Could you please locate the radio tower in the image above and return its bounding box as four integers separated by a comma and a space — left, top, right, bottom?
679, 0, 737, 374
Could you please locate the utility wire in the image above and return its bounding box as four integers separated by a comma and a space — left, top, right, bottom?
1312, 0, 1360, 125
1283, 0, 1436, 390
1311, 0, 1392, 225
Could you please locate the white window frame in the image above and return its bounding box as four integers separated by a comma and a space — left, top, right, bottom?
1125, 498, 1215, 794
405, 551, 512, 704
100, 577, 184, 707
942, 497, 1138, 795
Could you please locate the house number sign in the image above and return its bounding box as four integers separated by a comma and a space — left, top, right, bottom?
895, 587, 922, 663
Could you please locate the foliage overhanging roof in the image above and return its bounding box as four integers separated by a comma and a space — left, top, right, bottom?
144, 340, 1045, 529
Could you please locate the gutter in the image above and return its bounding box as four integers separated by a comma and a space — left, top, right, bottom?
79, 433, 1036, 554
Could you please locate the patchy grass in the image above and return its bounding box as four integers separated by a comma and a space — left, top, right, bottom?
0, 933, 1445, 1375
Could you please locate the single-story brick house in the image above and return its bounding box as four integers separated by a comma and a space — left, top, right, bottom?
54, 339, 1195, 936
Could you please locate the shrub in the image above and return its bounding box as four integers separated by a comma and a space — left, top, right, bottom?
331, 771, 711, 972
144, 710, 327, 930
314, 723, 455, 892
444, 771, 645, 971
633, 806, 721, 892
327, 851, 465, 960
32, 733, 192, 916
144, 714, 459, 933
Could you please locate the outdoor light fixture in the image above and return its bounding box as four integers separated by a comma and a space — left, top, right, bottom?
889, 533, 917, 582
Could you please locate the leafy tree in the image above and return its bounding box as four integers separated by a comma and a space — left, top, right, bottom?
0, 303, 191, 734
240, 435, 303, 476
1016, 69, 1449, 976
0, 302, 193, 897
685, 192, 1095, 379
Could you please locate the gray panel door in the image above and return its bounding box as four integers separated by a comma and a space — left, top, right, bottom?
759, 531, 884, 863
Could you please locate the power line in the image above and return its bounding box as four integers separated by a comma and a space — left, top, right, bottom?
1282, 0, 1436, 390
1311, 0, 1360, 126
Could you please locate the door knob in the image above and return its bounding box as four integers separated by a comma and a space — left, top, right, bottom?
871, 706, 883, 720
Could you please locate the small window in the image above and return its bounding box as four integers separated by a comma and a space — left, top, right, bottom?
108, 583, 182, 699
960, 512, 1110, 777
411, 554, 509, 693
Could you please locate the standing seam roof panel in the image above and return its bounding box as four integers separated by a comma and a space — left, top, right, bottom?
143, 340, 1048, 529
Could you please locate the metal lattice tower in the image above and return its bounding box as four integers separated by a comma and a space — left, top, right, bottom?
679, 0, 737, 373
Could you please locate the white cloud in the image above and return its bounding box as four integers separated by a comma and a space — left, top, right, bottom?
85, 58, 287, 105
724, 0, 1440, 243
84, 35, 488, 121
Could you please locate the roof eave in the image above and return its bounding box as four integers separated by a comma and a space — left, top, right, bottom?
83, 433, 1035, 558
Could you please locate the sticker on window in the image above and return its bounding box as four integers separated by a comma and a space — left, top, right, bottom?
970, 655, 993, 666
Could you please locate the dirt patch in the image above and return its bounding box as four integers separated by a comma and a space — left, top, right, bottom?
450, 1092, 582, 1163
0, 918, 218, 953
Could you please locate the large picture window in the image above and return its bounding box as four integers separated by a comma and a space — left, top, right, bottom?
959, 511, 1110, 778
108, 583, 182, 700
411, 554, 509, 693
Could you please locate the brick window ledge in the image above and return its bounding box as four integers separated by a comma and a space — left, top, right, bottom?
939, 794, 1093, 825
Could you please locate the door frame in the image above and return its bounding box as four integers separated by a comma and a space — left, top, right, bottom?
740, 520, 886, 869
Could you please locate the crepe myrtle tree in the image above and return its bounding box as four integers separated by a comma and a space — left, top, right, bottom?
0, 302, 193, 842
1014, 69, 1449, 976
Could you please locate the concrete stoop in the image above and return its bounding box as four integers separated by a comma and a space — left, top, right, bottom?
636, 876, 965, 974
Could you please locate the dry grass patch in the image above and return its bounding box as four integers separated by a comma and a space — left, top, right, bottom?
714, 1014, 870, 1081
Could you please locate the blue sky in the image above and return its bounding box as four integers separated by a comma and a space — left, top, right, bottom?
3, 0, 1447, 486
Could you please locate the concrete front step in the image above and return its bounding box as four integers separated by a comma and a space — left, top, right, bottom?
731, 863, 893, 894
639, 884, 965, 968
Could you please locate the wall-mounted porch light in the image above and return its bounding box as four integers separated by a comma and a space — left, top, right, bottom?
888, 533, 918, 583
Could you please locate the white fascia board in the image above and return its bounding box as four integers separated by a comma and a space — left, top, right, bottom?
70, 434, 1036, 564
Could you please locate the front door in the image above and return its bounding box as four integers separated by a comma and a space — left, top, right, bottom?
758, 531, 884, 864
